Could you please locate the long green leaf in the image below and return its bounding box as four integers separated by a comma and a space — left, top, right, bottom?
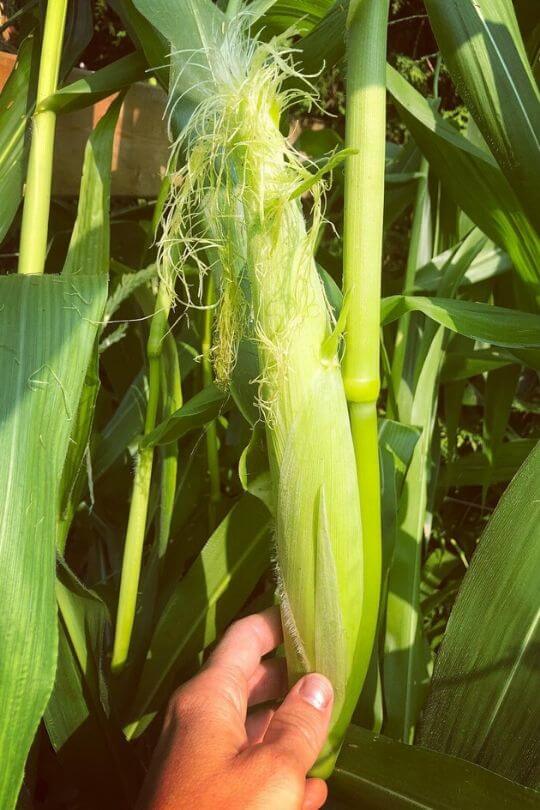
38, 52, 146, 115
440, 348, 514, 382
424, 0, 540, 230
108, 0, 169, 89
0, 274, 107, 810
482, 363, 520, 495
386, 64, 540, 309
0, 35, 38, 242
383, 329, 444, 742
124, 494, 271, 739
58, 98, 122, 547
331, 724, 540, 808
44, 564, 138, 808
419, 441, 540, 788
413, 241, 511, 293
92, 370, 148, 479
62, 96, 123, 277
381, 296, 540, 348
355, 419, 421, 731
141, 383, 228, 448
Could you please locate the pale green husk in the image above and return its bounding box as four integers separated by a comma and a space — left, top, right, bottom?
160, 23, 365, 773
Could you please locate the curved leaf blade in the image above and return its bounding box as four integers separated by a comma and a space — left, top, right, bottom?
141, 383, 228, 448
419, 441, 540, 788
38, 52, 146, 115
124, 494, 271, 739
381, 296, 540, 349
424, 0, 540, 230
332, 724, 540, 808
0, 274, 107, 810
386, 64, 540, 309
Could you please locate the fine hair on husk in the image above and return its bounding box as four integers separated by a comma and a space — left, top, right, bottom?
158, 17, 334, 418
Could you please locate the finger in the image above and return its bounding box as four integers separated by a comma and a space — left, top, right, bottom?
248, 657, 288, 706
208, 606, 282, 683
261, 673, 334, 774
302, 778, 328, 810
163, 609, 283, 758
245, 706, 275, 746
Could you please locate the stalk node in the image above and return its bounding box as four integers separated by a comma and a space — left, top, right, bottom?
343, 377, 380, 404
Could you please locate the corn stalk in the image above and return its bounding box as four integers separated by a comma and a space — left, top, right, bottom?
111, 283, 173, 671
18, 0, 67, 276
342, 0, 389, 701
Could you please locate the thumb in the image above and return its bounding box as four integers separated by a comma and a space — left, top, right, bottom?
261, 673, 334, 774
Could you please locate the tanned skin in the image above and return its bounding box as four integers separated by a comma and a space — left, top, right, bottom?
138, 607, 334, 810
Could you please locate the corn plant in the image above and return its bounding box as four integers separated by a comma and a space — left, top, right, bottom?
0, 0, 539, 807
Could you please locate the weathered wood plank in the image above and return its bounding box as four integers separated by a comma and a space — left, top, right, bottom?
0, 51, 169, 197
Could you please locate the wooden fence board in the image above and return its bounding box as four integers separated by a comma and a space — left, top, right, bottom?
0, 51, 170, 197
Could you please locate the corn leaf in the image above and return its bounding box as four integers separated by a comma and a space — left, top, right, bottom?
0, 273, 107, 810
295, 0, 348, 76
38, 52, 146, 115
58, 98, 122, 540
440, 348, 514, 382
419, 441, 540, 788
108, 0, 169, 89
440, 438, 536, 488
131, 0, 224, 126
124, 494, 271, 739
424, 0, 540, 231
141, 383, 228, 448
60, 0, 93, 76
413, 241, 511, 293
0, 35, 38, 243
44, 564, 138, 808
92, 370, 148, 479
383, 329, 444, 742
62, 96, 122, 278
386, 64, 540, 309
331, 724, 540, 808
257, 1, 335, 35
355, 419, 421, 731
381, 296, 540, 348
482, 363, 520, 495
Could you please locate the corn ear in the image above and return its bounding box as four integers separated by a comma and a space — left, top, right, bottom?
160, 24, 365, 774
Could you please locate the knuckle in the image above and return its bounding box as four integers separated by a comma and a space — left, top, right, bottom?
268, 744, 299, 776
215, 665, 246, 715
227, 613, 265, 645
167, 683, 204, 723
273, 710, 320, 758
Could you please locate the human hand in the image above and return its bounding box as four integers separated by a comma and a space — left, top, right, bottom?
138, 606, 334, 810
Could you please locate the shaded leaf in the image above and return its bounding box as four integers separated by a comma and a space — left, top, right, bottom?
331, 724, 540, 808
419, 441, 540, 788
0, 35, 38, 243
39, 52, 146, 115
386, 64, 540, 309
424, 0, 540, 230
141, 383, 229, 448
124, 494, 271, 738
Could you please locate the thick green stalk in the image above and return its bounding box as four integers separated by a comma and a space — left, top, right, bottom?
157, 332, 182, 560
111, 284, 172, 671
18, 0, 68, 276
342, 0, 389, 691
202, 273, 221, 530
